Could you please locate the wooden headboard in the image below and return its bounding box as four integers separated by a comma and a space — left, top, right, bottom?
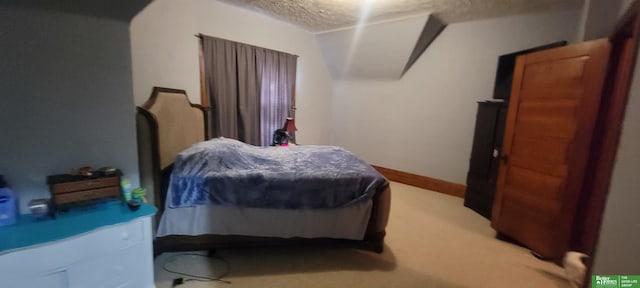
136, 87, 208, 217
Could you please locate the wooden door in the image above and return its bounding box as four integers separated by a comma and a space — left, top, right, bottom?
491, 39, 611, 259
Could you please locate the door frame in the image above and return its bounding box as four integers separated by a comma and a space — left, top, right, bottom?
575, 0, 640, 278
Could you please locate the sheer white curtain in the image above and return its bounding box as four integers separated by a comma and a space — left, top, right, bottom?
259, 50, 297, 146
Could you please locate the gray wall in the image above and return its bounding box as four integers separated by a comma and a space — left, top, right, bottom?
581, 1, 640, 274
0, 6, 139, 213
592, 45, 640, 274
578, 0, 625, 40
131, 0, 334, 145
330, 11, 580, 184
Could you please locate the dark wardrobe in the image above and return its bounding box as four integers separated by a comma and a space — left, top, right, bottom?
463, 101, 508, 219
463, 41, 566, 220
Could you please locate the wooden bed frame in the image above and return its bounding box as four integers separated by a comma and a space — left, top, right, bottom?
136, 87, 391, 255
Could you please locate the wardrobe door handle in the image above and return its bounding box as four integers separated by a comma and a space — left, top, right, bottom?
501, 154, 509, 163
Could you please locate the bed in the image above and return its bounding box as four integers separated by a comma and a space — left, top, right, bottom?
136, 87, 391, 255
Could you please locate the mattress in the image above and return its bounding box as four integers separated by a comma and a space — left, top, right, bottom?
157, 199, 373, 240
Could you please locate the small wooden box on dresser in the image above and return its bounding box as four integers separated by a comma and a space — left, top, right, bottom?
48, 175, 122, 209
464, 101, 508, 219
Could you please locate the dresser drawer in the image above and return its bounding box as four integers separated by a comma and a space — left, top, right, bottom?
0, 216, 155, 288
51, 177, 120, 194
53, 186, 120, 205
0, 219, 144, 275
80, 219, 145, 257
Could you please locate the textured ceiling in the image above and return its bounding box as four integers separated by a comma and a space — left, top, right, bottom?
219, 0, 584, 32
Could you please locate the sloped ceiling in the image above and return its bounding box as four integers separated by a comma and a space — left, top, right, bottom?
219, 0, 584, 32
317, 15, 445, 80
317, 15, 430, 80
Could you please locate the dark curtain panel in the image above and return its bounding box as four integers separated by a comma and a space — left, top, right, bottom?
203, 37, 240, 140
202, 35, 297, 146
236, 44, 262, 145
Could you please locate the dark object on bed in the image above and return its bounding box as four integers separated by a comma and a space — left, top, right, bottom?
272, 128, 288, 146
136, 87, 391, 255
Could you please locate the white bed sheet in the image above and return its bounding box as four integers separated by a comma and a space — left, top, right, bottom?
156, 199, 373, 240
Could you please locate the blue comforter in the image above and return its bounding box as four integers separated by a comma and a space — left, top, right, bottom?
168, 138, 386, 209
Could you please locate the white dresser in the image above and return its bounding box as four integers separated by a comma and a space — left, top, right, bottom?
0, 201, 156, 288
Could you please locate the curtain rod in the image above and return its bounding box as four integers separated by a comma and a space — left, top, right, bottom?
194, 33, 299, 58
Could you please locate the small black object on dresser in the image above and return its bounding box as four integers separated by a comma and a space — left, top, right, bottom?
126, 199, 141, 211
464, 101, 508, 219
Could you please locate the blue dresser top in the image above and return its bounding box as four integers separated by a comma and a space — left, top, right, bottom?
0, 201, 156, 254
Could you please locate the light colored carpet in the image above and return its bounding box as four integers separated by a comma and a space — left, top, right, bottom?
154, 182, 571, 288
